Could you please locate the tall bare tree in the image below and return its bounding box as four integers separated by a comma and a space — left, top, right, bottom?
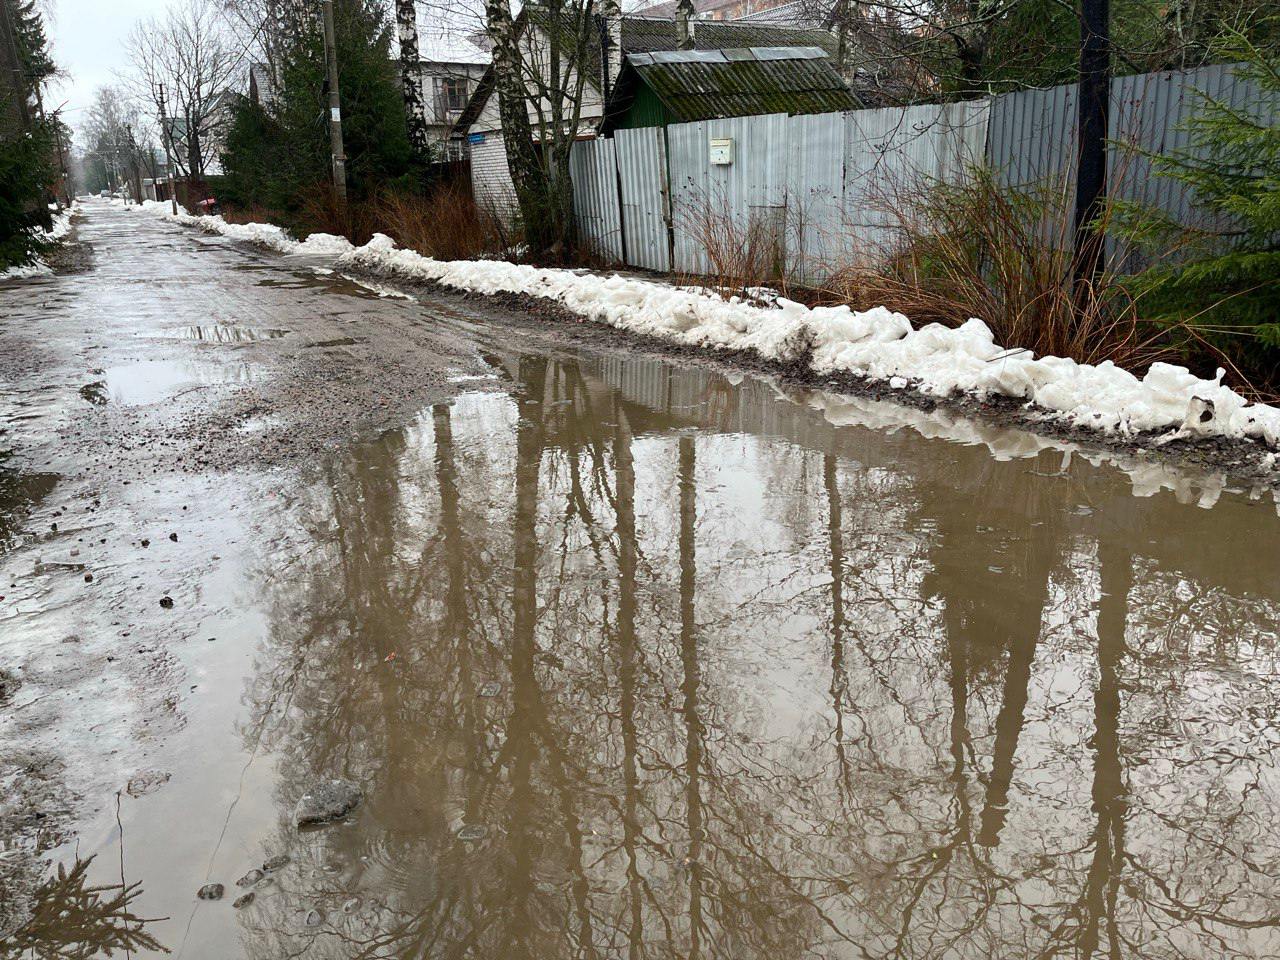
124, 0, 241, 181
81, 85, 156, 201
484, 0, 600, 253
394, 0, 432, 162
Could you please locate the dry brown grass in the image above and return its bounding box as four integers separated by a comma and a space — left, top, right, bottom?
374, 184, 510, 261
219, 181, 512, 263
821, 169, 1186, 372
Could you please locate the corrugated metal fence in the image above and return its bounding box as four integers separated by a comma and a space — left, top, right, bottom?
987, 61, 1270, 270
570, 61, 1274, 282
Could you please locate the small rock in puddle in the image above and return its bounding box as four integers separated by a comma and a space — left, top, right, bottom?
79, 382, 108, 406
457, 825, 487, 842
197, 883, 224, 901
0, 668, 21, 705
295, 779, 362, 828
237, 868, 264, 887
159, 596, 174, 609
262, 854, 290, 872
304, 909, 324, 928
233, 891, 255, 909
478, 681, 502, 698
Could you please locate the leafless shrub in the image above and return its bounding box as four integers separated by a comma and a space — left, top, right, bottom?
677, 195, 790, 299
824, 166, 1182, 372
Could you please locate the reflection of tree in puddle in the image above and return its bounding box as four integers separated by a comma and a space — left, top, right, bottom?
235, 354, 1280, 958
0, 451, 57, 553
1, 857, 167, 958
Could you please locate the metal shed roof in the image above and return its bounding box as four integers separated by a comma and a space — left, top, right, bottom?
620, 17, 838, 56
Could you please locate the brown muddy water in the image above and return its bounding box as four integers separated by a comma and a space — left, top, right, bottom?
2, 206, 1280, 958
10, 352, 1280, 959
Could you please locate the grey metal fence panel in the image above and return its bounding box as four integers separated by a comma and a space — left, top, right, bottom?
987, 83, 1077, 197
786, 111, 847, 283
1108, 62, 1274, 270
841, 100, 990, 268
570, 63, 1273, 285
569, 138, 623, 262
667, 113, 790, 276
614, 127, 671, 273
988, 63, 1276, 261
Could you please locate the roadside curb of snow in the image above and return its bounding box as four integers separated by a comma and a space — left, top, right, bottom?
126, 202, 1280, 480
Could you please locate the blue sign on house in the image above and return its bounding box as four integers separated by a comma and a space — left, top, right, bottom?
468, 132, 485, 145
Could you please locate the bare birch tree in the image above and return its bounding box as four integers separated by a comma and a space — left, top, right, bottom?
394, 0, 432, 162
480, 0, 602, 252
82, 85, 156, 201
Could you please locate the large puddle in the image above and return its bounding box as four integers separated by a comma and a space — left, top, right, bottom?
94, 359, 258, 405
12, 349, 1280, 958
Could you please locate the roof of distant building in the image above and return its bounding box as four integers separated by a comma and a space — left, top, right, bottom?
602, 46, 856, 131
453, 10, 838, 133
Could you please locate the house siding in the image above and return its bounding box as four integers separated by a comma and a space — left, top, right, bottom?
470, 133, 519, 221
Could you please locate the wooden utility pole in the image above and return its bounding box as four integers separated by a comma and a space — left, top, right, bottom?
320, 0, 348, 219
158, 82, 179, 214
1072, 0, 1111, 287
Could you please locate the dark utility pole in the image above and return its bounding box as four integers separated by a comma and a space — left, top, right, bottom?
158, 83, 179, 214
320, 0, 348, 220
1073, 0, 1111, 286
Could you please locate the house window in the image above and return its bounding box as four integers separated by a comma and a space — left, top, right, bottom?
441, 78, 469, 114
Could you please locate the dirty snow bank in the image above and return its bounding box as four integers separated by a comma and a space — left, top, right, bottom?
134, 200, 354, 257
337, 233, 1280, 448
129, 205, 1280, 450
0, 208, 76, 281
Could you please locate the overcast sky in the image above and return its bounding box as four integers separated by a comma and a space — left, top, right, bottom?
45, 0, 491, 145
45, 0, 174, 134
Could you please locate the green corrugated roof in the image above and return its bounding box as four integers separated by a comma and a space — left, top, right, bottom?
453, 8, 844, 134
616, 47, 856, 125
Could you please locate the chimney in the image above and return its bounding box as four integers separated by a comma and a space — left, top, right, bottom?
601, 0, 624, 96
676, 0, 696, 50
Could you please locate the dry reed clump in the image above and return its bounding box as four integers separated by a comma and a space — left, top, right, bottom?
374, 184, 510, 262
824, 167, 1272, 396
822, 169, 1182, 373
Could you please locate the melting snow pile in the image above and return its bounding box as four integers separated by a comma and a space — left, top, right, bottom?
135, 200, 354, 257
0, 208, 75, 281
129, 205, 1280, 450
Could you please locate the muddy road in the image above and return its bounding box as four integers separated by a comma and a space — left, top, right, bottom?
2, 201, 1279, 958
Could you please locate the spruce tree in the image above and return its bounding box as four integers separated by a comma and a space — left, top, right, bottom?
218, 0, 413, 228
1117, 29, 1280, 386
0, 0, 59, 268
